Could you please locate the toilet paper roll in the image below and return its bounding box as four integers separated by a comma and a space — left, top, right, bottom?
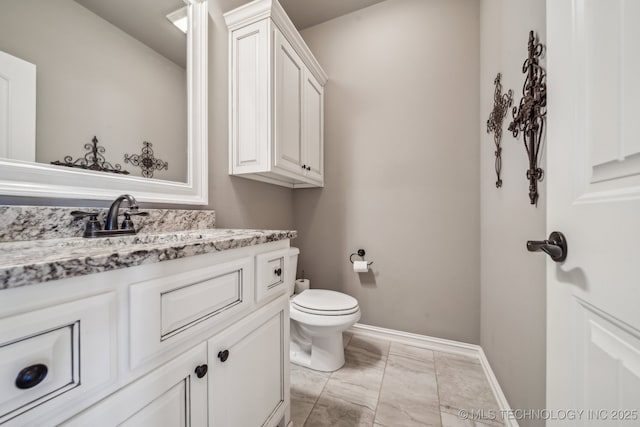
295, 279, 310, 294
353, 260, 369, 273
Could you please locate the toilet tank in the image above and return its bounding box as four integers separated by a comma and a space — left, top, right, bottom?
287, 247, 300, 296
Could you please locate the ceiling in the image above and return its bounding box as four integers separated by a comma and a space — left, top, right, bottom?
277, 0, 386, 30
218, 0, 387, 29
75, 0, 386, 68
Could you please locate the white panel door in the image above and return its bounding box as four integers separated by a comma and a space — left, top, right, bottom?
274, 29, 304, 175
302, 70, 324, 184
0, 50, 35, 162
547, 0, 640, 423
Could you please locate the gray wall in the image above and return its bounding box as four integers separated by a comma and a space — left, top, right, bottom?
479, 0, 546, 423
294, 0, 481, 344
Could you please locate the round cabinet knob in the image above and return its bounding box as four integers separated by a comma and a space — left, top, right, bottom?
301, 164, 307, 169
274, 267, 282, 277
306, 166, 311, 171
194, 364, 208, 378
15, 364, 48, 389
218, 349, 230, 362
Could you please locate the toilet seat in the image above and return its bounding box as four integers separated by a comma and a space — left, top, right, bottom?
291, 289, 359, 316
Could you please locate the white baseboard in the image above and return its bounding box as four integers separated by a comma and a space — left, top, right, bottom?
477, 347, 517, 427
348, 323, 518, 427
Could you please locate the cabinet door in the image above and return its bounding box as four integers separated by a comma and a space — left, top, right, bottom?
274, 29, 305, 175
229, 20, 270, 175
208, 296, 289, 427
62, 343, 208, 427
302, 70, 324, 184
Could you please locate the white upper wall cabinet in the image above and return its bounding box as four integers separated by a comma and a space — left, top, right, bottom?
225, 0, 327, 188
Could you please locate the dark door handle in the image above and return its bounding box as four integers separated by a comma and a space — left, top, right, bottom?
274, 267, 282, 277
527, 231, 567, 262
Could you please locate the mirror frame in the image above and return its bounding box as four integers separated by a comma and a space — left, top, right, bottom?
0, 0, 208, 205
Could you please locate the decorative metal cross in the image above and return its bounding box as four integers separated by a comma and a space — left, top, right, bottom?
124, 141, 168, 179
51, 136, 129, 175
486, 73, 513, 188
508, 30, 547, 205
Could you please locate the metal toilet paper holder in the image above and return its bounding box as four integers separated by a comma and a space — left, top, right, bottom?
349, 249, 373, 267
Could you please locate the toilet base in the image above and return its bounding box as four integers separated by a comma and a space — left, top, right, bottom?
290, 332, 345, 372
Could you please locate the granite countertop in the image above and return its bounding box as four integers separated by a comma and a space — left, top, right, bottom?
0, 228, 297, 290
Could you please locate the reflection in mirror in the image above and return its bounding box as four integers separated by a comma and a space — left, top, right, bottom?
0, 0, 188, 183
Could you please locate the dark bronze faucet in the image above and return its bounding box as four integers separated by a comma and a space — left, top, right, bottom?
71, 194, 148, 238
105, 194, 139, 231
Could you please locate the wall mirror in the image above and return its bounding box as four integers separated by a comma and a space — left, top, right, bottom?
0, 0, 208, 204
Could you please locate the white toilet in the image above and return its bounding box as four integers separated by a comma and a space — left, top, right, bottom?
287, 248, 361, 372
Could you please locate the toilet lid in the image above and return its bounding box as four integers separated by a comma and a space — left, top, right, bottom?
292, 289, 359, 316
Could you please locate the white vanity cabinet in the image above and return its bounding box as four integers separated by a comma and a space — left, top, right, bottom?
0, 239, 293, 427
226, 0, 327, 188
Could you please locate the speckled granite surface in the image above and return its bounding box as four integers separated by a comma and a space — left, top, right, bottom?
0, 206, 216, 242
0, 228, 297, 289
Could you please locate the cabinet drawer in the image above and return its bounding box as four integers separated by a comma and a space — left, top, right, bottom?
255, 249, 290, 303
0, 293, 116, 425
130, 257, 254, 369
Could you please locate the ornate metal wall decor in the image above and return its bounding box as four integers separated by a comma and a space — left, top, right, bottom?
486, 73, 513, 188
51, 136, 130, 175
508, 30, 547, 205
124, 141, 168, 178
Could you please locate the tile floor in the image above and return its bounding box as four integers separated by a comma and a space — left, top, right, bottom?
290, 333, 503, 427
